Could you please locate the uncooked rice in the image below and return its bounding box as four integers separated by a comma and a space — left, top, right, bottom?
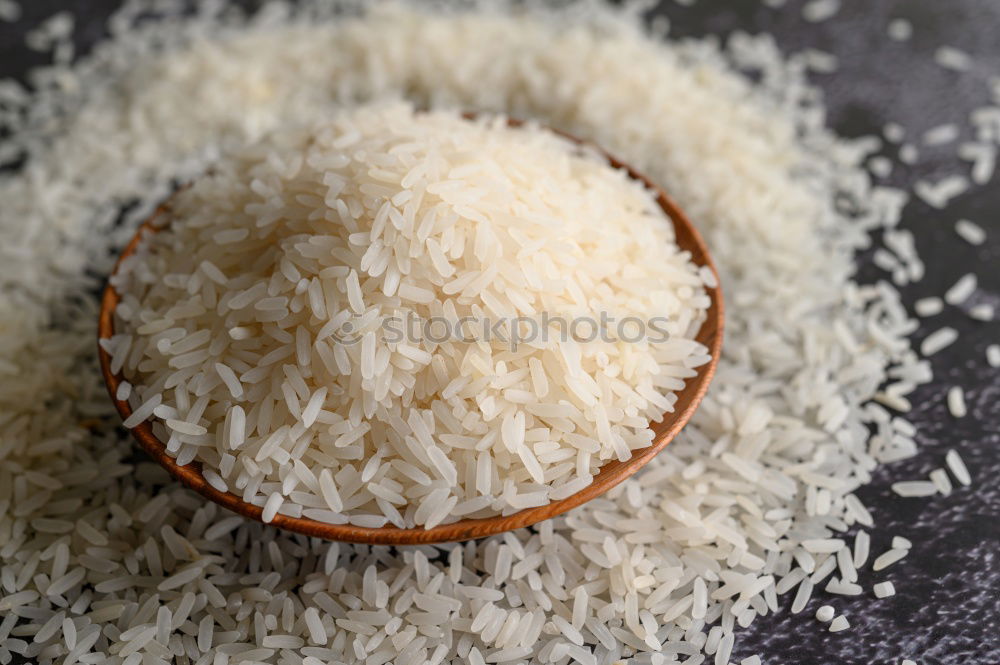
946, 386, 967, 418
955, 219, 987, 245
802, 0, 840, 23
0, 1, 989, 664
923, 123, 959, 146
0, 0, 20, 23
873, 582, 896, 598
987, 344, 1000, 368
929, 468, 953, 495
828, 615, 850, 632
969, 304, 994, 321
935, 46, 973, 71
872, 548, 909, 571
884, 122, 906, 143
943, 273, 977, 305
914, 297, 943, 317
920, 327, 958, 356
946, 449, 973, 486
914, 176, 969, 209
891, 481, 937, 498
887, 19, 912, 41
815, 605, 835, 622
869, 156, 893, 179
110, 103, 711, 528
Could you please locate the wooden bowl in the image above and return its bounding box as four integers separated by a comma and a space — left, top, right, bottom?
97, 122, 724, 545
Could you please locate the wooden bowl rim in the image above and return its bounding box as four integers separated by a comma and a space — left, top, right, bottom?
97, 121, 724, 545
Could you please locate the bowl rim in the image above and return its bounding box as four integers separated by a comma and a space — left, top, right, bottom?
97, 121, 724, 545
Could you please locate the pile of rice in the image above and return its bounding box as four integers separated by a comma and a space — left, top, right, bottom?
0, 1, 983, 664
107, 104, 711, 528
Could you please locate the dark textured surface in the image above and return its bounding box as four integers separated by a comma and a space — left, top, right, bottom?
664, 3, 1000, 664
1, 1, 998, 664
664, 4, 1000, 664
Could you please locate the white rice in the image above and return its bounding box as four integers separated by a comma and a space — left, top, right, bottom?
828, 615, 850, 632
969, 304, 994, 321
967, 144, 997, 184
929, 468, 953, 496
955, 219, 987, 245
935, 46, 973, 71
115, 380, 132, 401
873, 582, 896, 598
872, 549, 908, 571
791, 579, 814, 614
111, 103, 710, 528
815, 605, 835, 622
891, 481, 937, 497
920, 327, 958, 356
801, 49, 839, 74
946, 449, 972, 486
0, 1, 979, 663
802, 0, 840, 22
884, 123, 906, 143
946, 386, 967, 418
914, 297, 943, 317
923, 123, 959, 146
887, 19, 912, 41
868, 156, 893, 179
914, 176, 969, 209
0, 0, 21, 22
987, 344, 1000, 368
853, 531, 870, 568
825, 578, 862, 596
943, 273, 977, 305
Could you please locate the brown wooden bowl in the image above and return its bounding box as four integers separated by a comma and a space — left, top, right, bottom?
97, 120, 724, 545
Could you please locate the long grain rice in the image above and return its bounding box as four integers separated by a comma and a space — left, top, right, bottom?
0, 2, 976, 664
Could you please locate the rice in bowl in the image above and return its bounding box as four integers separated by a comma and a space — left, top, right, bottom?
106, 103, 713, 529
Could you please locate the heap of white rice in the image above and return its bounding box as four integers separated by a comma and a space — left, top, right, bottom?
1, 1, 986, 664
108, 104, 711, 528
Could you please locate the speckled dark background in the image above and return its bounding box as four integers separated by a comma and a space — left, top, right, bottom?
1, 1, 998, 664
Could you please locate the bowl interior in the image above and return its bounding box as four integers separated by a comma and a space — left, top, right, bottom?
97, 124, 724, 545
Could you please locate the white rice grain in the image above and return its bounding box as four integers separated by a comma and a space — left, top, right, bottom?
944, 273, 977, 305
887, 19, 912, 41
920, 327, 958, 356
828, 615, 850, 632
872, 549, 908, 571
802, 0, 840, 22
891, 481, 937, 497
873, 582, 896, 598
914, 297, 943, 317
946, 386, 967, 417
955, 219, 986, 245
946, 449, 972, 486
935, 46, 972, 71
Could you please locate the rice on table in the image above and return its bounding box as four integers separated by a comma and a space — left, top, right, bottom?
0, 1, 971, 664
108, 104, 711, 528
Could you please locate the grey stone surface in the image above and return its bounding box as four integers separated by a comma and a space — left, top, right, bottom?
664, 2, 1000, 663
